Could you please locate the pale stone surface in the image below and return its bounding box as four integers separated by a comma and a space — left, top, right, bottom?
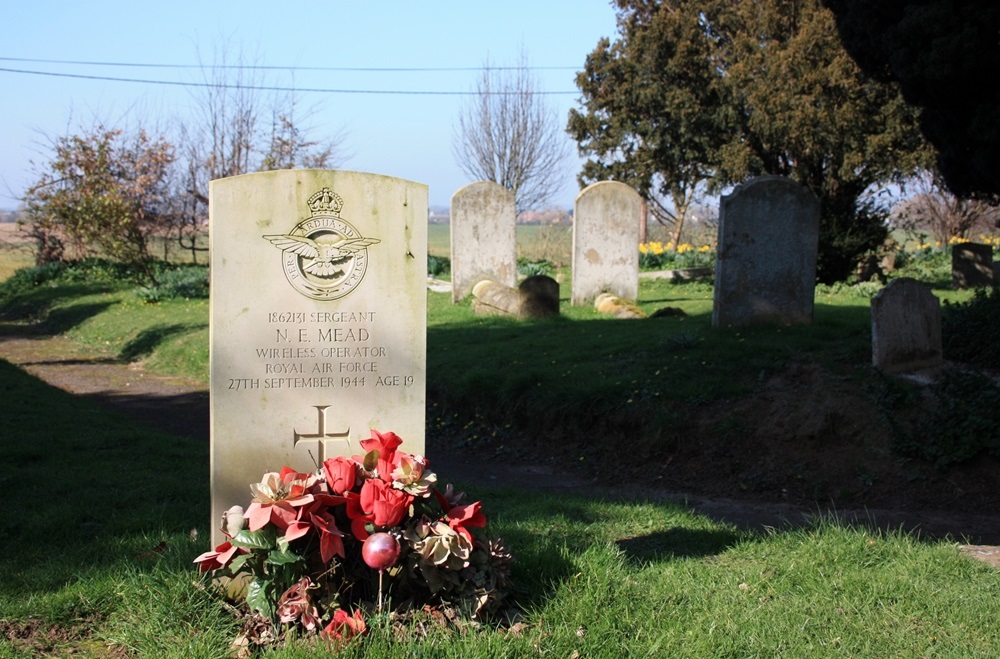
572, 181, 642, 305
871, 277, 942, 374
712, 176, 819, 327
594, 293, 646, 319
951, 242, 994, 288
209, 170, 427, 545
470, 276, 560, 318
450, 181, 516, 302
471, 279, 520, 316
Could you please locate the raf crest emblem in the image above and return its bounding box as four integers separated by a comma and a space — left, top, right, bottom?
264, 187, 380, 300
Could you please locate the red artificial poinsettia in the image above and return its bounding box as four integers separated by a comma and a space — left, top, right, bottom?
309, 508, 346, 563
445, 501, 487, 543
321, 607, 366, 646
193, 541, 246, 573
196, 429, 514, 647
282, 493, 346, 542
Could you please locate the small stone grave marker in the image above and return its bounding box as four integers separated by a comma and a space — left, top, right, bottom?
571, 181, 642, 305
209, 170, 427, 545
712, 176, 820, 327
952, 242, 994, 288
450, 181, 516, 302
871, 277, 942, 374
518, 275, 559, 318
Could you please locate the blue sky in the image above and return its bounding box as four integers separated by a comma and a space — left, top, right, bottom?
0, 1, 619, 210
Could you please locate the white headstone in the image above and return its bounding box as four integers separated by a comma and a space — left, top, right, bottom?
450, 181, 517, 302
209, 169, 427, 545
571, 181, 642, 305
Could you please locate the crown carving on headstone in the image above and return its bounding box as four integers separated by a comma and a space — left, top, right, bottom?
307, 187, 344, 216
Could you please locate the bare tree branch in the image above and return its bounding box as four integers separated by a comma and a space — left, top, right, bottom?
453, 50, 568, 214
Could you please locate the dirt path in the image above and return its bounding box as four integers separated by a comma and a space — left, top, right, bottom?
2, 326, 999, 565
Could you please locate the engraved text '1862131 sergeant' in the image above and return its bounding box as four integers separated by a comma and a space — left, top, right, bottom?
263, 187, 380, 301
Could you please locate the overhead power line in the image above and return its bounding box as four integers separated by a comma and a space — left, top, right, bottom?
0, 65, 579, 96
0, 55, 579, 73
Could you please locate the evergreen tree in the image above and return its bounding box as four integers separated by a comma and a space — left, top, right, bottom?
569, 0, 931, 282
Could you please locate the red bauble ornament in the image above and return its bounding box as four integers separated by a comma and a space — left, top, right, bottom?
362, 532, 400, 571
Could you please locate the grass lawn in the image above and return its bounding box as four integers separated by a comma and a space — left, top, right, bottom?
1, 252, 998, 656
2, 355, 998, 656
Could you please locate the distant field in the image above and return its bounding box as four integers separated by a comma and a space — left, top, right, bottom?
3, 223, 573, 281
429, 223, 573, 265
0, 223, 33, 282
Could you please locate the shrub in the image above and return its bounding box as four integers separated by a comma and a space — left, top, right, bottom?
942, 287, 1000, 368
427, 255, 450, 277
891, 368, 1000, 468
0, 262, 67, 304
135, 265, 209, 302
517, 259, 553, 277
58, 257, 138, 284
891, 249, 950, 285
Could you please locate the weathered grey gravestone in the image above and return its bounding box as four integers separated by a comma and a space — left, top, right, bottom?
209, 170, 427, 546
712, 176, 820, 327
571, 181, 642, 305
871, 277, 942, 374
450, 181, 516, 302
952, 242, 994, 288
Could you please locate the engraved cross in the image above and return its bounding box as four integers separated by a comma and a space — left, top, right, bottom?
293, 405, 350, 465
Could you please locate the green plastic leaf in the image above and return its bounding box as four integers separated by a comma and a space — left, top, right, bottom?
266, 547, 303, 566
277, 535, 290, 553
227, 553, 253, 573
363, 448, 380, 471
245, 578, 276, 620
230, 527, 277, 550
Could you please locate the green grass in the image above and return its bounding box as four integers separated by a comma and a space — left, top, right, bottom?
2, 249, 995, 656
2, 361, 998, 656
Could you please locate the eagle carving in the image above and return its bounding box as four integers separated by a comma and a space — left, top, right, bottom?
263, 234, 380, 277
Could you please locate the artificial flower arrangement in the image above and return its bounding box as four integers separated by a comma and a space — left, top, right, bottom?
195, 429, 513, 649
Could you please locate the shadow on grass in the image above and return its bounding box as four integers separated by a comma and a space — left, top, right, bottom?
0, 359, 207, 602
13, 300, 119, 336
615, 527, 744, 565
119, 323, 207, 362
0, 282, 118, 323
83, 388, 210, 441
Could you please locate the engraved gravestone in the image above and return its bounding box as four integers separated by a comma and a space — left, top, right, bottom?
209, 169, 427, 545
712, 176, 819, 327
450, 181, 517, 302
871, 277, 942, 373
952, 242, 994, 288
571, 181, 642, 305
